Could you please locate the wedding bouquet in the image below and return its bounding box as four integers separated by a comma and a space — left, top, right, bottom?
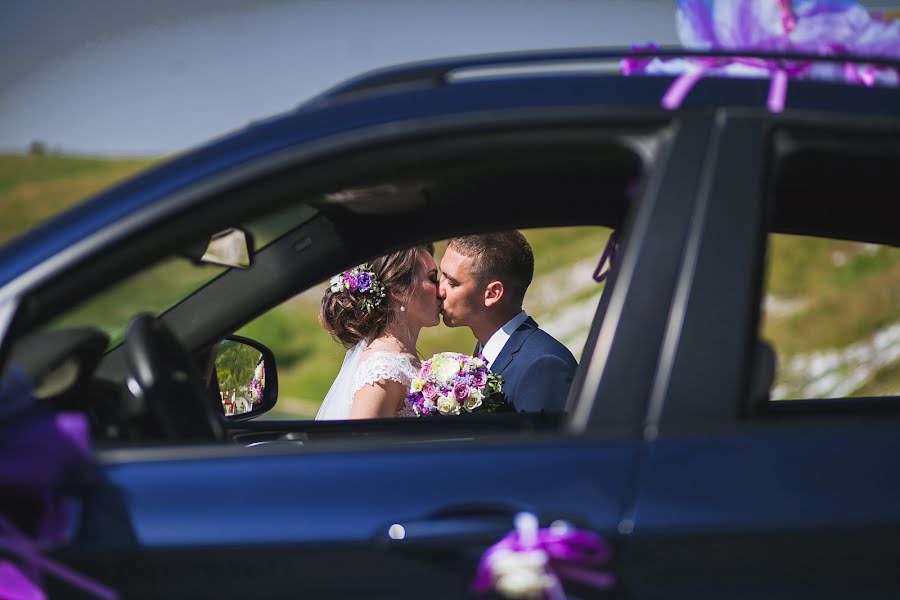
249, 360, 265, 404
407, 352, 509, 416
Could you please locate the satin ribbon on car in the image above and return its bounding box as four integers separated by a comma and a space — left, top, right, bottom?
621, 0, 900, 114
471, 512, 614, 600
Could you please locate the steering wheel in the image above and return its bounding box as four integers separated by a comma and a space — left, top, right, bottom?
123, 313, 223, 440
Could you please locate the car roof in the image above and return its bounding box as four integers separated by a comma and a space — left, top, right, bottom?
0, 48, 898, 289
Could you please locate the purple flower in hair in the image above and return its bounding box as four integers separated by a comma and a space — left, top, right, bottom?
328, 264, 385, 310
357, 272, 373, 292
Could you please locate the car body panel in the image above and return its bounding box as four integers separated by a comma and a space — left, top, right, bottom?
96, 438, 638, 546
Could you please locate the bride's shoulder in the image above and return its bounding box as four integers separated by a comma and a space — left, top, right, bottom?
354, 348, 419, 391
359, 348, 418, 370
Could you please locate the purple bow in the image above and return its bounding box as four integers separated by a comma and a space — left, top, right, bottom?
623, 0, 900, 113
471, 513, 614, 600
0, 370, 118, 600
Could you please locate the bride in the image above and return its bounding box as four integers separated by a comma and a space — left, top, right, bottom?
316, 244, 440, 419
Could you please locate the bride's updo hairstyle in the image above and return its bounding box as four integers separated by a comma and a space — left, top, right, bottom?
320, 243, 435, 348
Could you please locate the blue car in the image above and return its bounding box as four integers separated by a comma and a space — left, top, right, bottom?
2, 45, 900, 599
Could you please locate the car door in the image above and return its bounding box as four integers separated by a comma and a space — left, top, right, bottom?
623, 114, 900, 599
42, 115, 717, 599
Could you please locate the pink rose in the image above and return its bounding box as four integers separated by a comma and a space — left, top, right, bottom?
422, 383, 437, 400
420, 363, 431, 377
453, 382, 470, 401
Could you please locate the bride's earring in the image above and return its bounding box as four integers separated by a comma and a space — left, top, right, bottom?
400, 305, 406, 312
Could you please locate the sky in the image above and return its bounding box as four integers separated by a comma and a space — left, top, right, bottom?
0, 0, 682, 156
2, 1, 897, 157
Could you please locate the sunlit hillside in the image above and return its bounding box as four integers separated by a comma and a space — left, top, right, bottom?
0, 153, 156, 245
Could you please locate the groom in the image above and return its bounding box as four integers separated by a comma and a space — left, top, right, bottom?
438, 231, 577, 413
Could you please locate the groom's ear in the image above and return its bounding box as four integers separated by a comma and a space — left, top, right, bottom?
484, 280, 504, 307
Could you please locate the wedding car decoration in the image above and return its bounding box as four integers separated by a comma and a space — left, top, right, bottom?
623, 0, 900, 112
406, 352, 509, 416
0, 370, 118, 600
329, 263, 386, 313
471, 512, 614, 600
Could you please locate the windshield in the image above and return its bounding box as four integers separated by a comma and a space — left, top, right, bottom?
47, 203, 318, 346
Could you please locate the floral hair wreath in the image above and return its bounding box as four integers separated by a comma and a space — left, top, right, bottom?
329, 263, 387, 313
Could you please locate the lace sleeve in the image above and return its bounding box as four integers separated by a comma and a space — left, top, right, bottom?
353, 352, 419, 395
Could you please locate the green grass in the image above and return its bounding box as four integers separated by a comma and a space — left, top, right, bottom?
0, 153, 155, 245
524, 226, 613, 280
853, 362, 900, 397
762, 236, 900, 355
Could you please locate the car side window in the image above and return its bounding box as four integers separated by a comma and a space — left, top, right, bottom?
234, 226, 613, 420
762, 233, 900, 401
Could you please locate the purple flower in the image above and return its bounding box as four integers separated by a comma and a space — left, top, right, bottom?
344, 272, 358, 292
422, 383, 437, 400
453, 382, 470, 401
357, 272, 373, 292
473, 371, 488, 387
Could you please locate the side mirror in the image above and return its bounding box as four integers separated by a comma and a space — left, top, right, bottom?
214, 336, 277, 421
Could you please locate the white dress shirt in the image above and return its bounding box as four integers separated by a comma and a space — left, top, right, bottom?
480, 310, 530, 368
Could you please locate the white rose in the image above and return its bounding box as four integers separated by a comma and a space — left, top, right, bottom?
470, 357, 485, 369
430, 354, 463, 381
489, 549, 554, 600
463, 393, 483, 412
437, 396, 460, 415
410, 378, 425, 392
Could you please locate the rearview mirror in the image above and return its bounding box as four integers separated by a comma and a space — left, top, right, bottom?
183, 228, 254, 269
214, 336, 277, 421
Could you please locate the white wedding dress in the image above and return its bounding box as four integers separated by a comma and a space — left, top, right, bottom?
315, 341, 419, 420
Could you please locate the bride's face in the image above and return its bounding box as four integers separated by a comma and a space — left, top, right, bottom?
405, 249, 441, 327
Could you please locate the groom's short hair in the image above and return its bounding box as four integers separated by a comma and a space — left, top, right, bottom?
448, 231, 534, 306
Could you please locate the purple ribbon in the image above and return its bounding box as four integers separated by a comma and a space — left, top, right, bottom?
0, 517, 118, 600
593, 231, 619, 284
622, 1, 900, 114
471, 513, 614, 599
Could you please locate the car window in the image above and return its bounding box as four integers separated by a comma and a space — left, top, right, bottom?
762, 233, 900, 400
235, 225, 613, 420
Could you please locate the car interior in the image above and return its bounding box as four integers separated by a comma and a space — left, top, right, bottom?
1, 125, 651, 446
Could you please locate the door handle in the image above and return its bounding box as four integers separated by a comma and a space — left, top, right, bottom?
376, 504, 585, 549
381, 514, 513, 548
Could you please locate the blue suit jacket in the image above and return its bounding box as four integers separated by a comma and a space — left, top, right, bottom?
489, 317, 578, 413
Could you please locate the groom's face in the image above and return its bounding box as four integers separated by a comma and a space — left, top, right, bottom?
438, 246, 483, 328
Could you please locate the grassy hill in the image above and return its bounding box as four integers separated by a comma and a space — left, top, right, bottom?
0, 154, 156, 245
4, 153, 900, 416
